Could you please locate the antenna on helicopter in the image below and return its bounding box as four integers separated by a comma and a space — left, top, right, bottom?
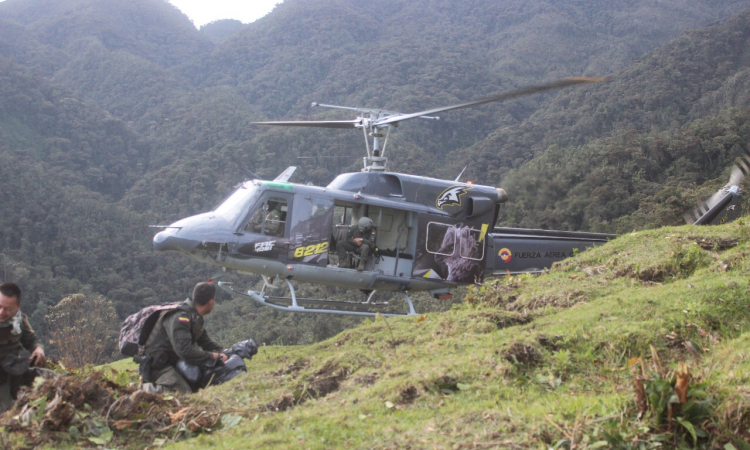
252, 77, 607, 173
455, 166, 468, 182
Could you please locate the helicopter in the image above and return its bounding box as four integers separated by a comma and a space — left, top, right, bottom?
153, 77, 747, 317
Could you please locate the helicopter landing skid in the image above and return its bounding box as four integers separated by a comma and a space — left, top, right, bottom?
217, 280, 417, 317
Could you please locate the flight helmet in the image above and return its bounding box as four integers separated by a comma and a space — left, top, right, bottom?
358, 217, 373, 232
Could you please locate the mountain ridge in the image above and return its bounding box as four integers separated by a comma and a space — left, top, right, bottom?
1, 0, 750, 355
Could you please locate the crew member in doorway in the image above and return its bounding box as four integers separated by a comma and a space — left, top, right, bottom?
336, 217, 375, 271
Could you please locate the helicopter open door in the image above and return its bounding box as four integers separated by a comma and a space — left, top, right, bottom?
330, 202, 417, 275
367, 205, 416, 277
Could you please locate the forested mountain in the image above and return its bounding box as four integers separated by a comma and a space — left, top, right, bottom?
484, 9, 750, 232
0, 0, 211, 68
459, 9, 750, 180
2, 0, 750, 357
199, 19, 245, 43
0, 59, 201, 325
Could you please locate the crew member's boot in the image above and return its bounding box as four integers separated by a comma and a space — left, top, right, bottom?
335, 242, 349, 268
357, 245, 370, 271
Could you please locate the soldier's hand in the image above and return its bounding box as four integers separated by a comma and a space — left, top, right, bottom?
213, 352, 229, 363
31, 347, 46, 367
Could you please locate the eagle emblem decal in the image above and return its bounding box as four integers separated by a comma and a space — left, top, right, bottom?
436, 185, 471, 209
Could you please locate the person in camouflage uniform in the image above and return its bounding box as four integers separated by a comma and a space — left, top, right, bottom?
0, 282, 45, 412
247, 202, 284, 237
336, 217, 375, 271
263, 205, 283, 236
141, 282, 227, 394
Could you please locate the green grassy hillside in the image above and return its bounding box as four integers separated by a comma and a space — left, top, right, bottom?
174, 222, 750, 449
12, 220, 748, 449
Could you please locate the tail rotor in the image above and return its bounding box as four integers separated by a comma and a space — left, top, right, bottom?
684, 150, 750, 225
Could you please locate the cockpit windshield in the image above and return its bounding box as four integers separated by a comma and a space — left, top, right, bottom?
213, 182, 260, 230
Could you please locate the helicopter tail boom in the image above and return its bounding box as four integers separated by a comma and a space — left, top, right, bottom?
488, 227, 614, 276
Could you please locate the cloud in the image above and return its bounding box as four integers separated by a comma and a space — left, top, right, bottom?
169, 0, 281, 27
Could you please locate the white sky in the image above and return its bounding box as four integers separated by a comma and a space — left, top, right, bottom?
0, 0, 282, 28
168, 0, 282, 27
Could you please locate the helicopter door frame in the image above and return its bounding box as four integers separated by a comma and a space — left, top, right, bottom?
365, 205, 415, 277
288, 194, 334, 265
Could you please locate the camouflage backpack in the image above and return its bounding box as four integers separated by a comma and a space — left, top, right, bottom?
118, 302, 188, 356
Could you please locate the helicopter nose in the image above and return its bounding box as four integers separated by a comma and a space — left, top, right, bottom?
153, 227, 199, 254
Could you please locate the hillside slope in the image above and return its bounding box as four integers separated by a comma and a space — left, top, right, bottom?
9, 221, 750, 449
181, 0, 750, 183
176, 222, 750, 449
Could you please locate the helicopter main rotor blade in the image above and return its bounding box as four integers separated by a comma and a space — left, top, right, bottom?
252, 119, 362, 129
375, 77, 608, 127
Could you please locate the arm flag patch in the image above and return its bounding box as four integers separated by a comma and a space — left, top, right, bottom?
178, 316, 190, 323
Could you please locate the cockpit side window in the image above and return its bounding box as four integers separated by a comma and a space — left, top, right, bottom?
245, 196, 288, 237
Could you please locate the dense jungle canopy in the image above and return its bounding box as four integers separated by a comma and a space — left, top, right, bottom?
2, 0, 750, 360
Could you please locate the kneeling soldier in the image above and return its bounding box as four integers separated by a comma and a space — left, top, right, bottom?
141, 282, 227, 393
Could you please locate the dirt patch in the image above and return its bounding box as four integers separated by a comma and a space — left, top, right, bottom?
268, 363, 350, 412
692, 237, 739, 251
472, 311, 531, 329
536, 334, 563, 351
613, 264, 672, 283
633, 266, 669, 283
267, 394, 296, 412
398, 386, 419, 404
502, 342, 542, 367
308, 363, 349, 398
274, 359, 309, 376
354, 372, 379, 386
